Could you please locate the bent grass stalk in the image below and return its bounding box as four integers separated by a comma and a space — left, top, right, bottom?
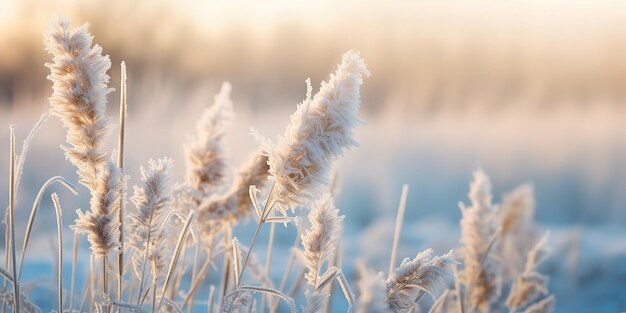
18, 176, 78, 279
70, 231, 79, 312
8, 126, 19, 313
50, 193, 64, 313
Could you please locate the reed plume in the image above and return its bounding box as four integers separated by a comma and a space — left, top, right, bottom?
385, 249, 455, 312
127, 158, 174, 285
255, 51, 369, 213
458, 170, 502, 313
44, 15, 113, 190
506, 233, 551, 311
195, 151, 269, 241
72, 161, 123, 257
355, 261, 387, 313
301, 193, 345, 288
184, 82, 234, 194
499, 185, 537, 278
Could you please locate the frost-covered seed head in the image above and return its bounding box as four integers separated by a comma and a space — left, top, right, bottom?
385, 249, 456, 312
459, 170, 502, 313
127, 158, 175, 284
301, 193, 345, 287
72, 161, 123, 257
184, 82, 234, 193
44, 15, 113, 190
256, 51, 369, 213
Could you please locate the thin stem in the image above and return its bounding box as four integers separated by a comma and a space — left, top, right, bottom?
103, 255, 108, 296
389, 184, 409, 278
18, 176, 78, 279
428, 289, 450, 313
259, 222, 276, 313
207, 285, 215, 313
78, 273, 91, 313
453, 265, 464, 313
8, 126, 19, 313
117, 61, 128, 304
217, 229, 232, 311
188, 244, 201, 313
90, 255, 96, 308
227, 182, 278, 313
182, 256, 212, 309
324, 241, 342, 313
136, 214, 155, 305
157, 212, 194, 312
51, 193, 64, 313
151, 260, 158, 313
70, 231, 78, 312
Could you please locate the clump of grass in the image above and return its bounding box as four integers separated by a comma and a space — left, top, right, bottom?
1, 14, 557, 313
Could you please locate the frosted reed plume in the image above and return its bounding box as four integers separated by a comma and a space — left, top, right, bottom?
255, 51, 370, 212
355, 261, 387, 313
458, 170, 502, 312
385, 249, 455, 312
506, 233, 551, 311
127, 158, 174, 283
194, 151, 269, 241
500, 185, 537, 278
72, 161, 123, 257
185, 82, 234, 194
301, 193, 345, 287
44, 15, 113, 189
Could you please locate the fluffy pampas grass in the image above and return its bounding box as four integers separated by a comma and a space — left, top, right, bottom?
458, 170, 502, 313
72, 161, 123, 257
255, 51, 370, 213
195, 151, 269, 241
44, 15, 113, 190
301, 192, 345, 287
127, 158, 174, 285
184, 82, 234, 194
355, 261, 387, 313
385, 249, 455, 312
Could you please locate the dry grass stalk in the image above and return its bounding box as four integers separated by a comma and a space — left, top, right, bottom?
8, 126, 19, 313
118, 60, 128, 303
18, 176, 78, 279
50, 193, 64, 313
389, 184, 409, 279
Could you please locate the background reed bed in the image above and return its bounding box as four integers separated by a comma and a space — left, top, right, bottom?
2, 8, 612, 313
